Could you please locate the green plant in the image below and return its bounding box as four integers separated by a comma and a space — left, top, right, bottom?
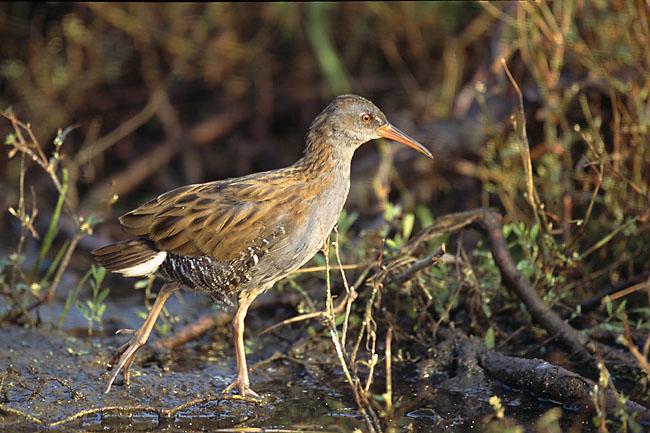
76, 265, 109, 336
1, 114, 104, 327
57, 268, 91, 331
383, 202, 416, 252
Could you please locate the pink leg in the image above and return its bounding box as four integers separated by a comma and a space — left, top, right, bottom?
104, 284, 177, 393
223, 288, 264, 398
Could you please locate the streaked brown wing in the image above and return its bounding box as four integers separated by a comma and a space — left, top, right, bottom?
119, 174, 308, 261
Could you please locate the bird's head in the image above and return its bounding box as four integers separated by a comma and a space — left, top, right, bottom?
306, 94, 432, 160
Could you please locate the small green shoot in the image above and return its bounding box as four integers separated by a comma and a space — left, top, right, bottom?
76, 265, 109, 336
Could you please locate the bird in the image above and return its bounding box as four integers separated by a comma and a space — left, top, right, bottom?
92, 94, 432, 397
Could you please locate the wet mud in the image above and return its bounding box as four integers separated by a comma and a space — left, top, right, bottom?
0, 292, 597, 432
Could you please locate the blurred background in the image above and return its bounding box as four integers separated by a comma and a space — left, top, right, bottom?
0, 2, 490, 236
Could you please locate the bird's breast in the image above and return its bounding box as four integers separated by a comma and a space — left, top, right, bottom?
259, 172, 351, 280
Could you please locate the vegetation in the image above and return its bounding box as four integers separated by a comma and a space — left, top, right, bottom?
1, 2, 649, 432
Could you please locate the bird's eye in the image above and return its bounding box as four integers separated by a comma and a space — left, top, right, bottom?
361, 113, 372, 122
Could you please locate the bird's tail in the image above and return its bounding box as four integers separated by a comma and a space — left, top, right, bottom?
91, 239, 167, 277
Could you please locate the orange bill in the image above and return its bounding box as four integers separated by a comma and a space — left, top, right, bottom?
378, 124, 432, 159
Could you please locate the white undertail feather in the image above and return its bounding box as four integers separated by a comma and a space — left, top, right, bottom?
116, 251, 167, 277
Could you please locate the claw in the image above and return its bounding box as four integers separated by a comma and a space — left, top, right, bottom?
116, 328, 136, 335
107, 340, 133, 369
222, 377, 261, 399
104, 333, 145, 393
242, 386, 261, 399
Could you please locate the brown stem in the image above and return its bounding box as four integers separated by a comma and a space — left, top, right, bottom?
389, 246, 444, 286
404, 208, 593, 362
476, 209, 594, 362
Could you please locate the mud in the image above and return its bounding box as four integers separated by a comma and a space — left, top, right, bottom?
0, 291, 597, 432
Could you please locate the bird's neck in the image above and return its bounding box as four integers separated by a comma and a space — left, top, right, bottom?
295, 134, 353, 179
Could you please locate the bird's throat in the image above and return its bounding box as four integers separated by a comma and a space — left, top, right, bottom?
301, 121, 357, 173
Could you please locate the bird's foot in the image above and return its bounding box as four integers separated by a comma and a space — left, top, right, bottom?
222, 377, 261, 399
104, 329, 147, 393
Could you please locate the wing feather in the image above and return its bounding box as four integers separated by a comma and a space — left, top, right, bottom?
119, 172, 311, 261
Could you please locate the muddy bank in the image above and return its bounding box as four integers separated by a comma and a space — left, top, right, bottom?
1, 321, 604, 433
0, 324, 367, 432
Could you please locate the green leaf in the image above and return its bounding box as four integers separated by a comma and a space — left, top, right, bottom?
32, 168, 69, 276
97, 288, 110, 305
337, 209, 358, 234
5, 133, 16, 145
384, 202, 402, 222
484, 326, 495, 349
402, 213, 415, 241
91, 265, 106, 285
76, 301, 90, 319
605, 298, 613, 316
615, 300, 627, 318
57, 268, 91, 331
530, 224, 540, 241
415, 205, 434, 228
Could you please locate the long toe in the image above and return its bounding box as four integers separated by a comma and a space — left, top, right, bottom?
108, 343, 130, 370
104, 337, 145, 393
108, 334, 141, 370
222, 379, 261, 400
240, 385, 261, 399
